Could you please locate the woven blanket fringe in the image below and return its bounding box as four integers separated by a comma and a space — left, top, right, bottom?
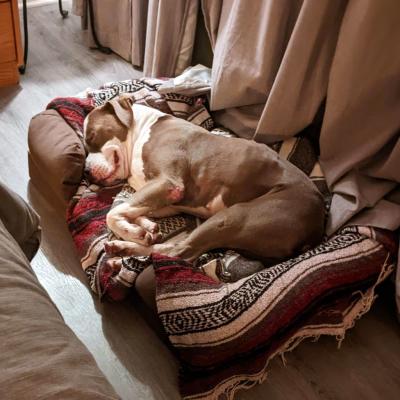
185, 253, 393, 400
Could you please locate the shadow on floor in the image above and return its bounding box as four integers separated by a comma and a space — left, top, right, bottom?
27, 180, 88, 282
0, 85, 22, 111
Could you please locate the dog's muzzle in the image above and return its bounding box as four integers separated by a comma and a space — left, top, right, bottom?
85, 152, 119, 185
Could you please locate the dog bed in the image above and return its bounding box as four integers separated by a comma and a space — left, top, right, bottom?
28, 78, 398, 400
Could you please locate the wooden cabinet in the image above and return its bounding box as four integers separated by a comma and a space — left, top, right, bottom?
0, 0, 22, 87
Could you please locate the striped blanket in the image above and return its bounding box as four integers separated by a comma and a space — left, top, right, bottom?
48, 78, 398, 400
154, 227, 396, 399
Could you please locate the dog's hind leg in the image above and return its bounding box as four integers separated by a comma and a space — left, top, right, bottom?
152, 203, 247, 261
154, 188, 325, 262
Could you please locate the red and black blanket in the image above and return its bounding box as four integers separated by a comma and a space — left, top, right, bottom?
48, 78, 398, 400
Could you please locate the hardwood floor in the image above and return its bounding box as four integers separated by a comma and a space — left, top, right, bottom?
0, 2, 400, 400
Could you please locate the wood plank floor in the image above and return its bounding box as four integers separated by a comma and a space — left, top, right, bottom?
0, 2, 400, 399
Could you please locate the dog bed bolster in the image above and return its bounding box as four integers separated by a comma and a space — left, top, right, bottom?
28, 109, 86, 203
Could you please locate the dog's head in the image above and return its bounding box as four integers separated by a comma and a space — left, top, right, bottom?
84, 95, 133, 153
83, 95, 133, 185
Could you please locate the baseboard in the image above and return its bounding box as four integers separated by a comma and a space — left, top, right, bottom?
18, 0, 59, 9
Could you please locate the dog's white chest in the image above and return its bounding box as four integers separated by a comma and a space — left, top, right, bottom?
127, 104, 166, 191
128, 132, 150, 190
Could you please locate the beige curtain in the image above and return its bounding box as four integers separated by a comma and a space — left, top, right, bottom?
319, 0, 400, 233
202, 0, 400, 230
204, 0, 347, 139
143, 0, 199, 77
91, 0, 133, 62
131, 0, 148, 68
200, 0, 222, 49
72, 0, 147, 67
72, 0, 199, 73
202, 0, 400, 311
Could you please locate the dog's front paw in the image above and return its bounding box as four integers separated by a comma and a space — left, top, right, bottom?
104, 257, 123, 273
104, 240, 153, 257
135, 216, 159, 235
153, 242, 195, 261
134, 216, 161, 245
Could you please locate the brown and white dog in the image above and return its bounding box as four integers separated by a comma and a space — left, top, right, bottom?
84, 96, 325, 264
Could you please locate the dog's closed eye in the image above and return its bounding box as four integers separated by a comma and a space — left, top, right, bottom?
84, 130, 100, 153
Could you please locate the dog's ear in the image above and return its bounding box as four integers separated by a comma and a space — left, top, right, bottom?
108, 95, 134, 129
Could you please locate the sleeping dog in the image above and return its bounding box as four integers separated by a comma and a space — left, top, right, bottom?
84, 96, 325, 263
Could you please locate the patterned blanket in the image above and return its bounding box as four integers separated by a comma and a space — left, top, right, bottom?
48, 78, 398, 400
154, 227, 396, 399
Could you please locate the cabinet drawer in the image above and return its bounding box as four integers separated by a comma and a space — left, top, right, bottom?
0, 2, 16, 63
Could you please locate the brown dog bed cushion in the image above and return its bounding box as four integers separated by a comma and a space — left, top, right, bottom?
28, 105, 88, 204
29, 79, 398, 400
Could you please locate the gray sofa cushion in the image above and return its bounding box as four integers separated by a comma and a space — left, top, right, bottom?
0, 182, 119, 400
0, 182, 41, 261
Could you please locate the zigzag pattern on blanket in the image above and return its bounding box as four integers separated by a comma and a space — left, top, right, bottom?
157, 228, 383, 338
88, 78, 214, 130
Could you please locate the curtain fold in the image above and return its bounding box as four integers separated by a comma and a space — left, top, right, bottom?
72, 0, 133, 62
208, 0, 348, 140
72, 0, 200, 74
143, 0, 199, 77
131, 0, 149, 67
200, 0, 223, 49
255, 0, 347, 142
319, 0, 400, 234
92, 0, 133, 62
